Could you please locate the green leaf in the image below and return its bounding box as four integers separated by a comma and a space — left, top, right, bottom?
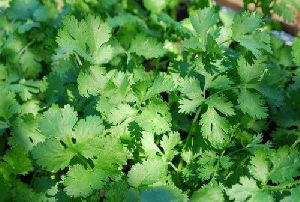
226, 177, 259, 202
191, 184, 224, 202
292, 36, 300, 66
0, 89, 20, 120
105, 181, 129, 202
206, 94, 235, 116
140, 186, 188, 202
232, 12, 262, 37
160, 131, 181, 161
237, 57, 266, 84
143, 0, 166, 13
281, 186, 300, 202
91, 135, 128, 176
38, 105, 78, 138
190, 7, 219, 36
248, 191, 274, 202
77, 66, 108, 97
55, 15, 113, 64
273, 2, 296, 23
135, 99, 171, 134
200, 107, 229, 148
2, 147, 33, 175
31, 139, 75, 172
9, 116, 45, 151
147, 73, 175, 96
179, 98, 203, 114
130, 34, 166, 59
178, 77, 204, 114
64, 164, 107, 198
269, 147, 300, 183
72, 116, 106, 158
236, 32, 271, 57
206, 75, 233, 90
141, 131, 160, 157
249, 149, 269, 183
127, 159, 167, 188
231, 12, 271, 57
107, 104, 137, 125
237, 89, 268, 119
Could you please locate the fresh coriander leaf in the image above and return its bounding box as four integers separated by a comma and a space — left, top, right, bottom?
38, 105, 78, 138
77, 66, 108, 97
190, 7, 218, 36
269, 147, 300, 183
136, 99, 171, 134
191, 184, 224, 202
237, 89, 268, 119
206, 94, 235, 116
130, 34, 166, 59
178, 77, 204, 114
32, 139, 75, 172
128, 158, 167, 188
249, 149, 269, 183
200, 107, 229, 147
226, 177, 259, 202
64, 164, 107, 197
55, 15, 113, 64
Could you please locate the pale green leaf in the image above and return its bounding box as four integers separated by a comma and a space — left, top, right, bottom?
237, 57, 266, 84
144, 0, 166, 13
64, 164, 107, 197
200, 107, 229, 148
128, 159, 167, 188
130, 34, 166, 59
249, 150, 269, 183
141, 131, 160, 157
32, 139, 75, 172
38, 105, 78, 138
77, 66, 108, 97
191, 184, 224, 202
237, 89, 268, 119
190, 7, 218, 35
206, 94, 235, 116
226, 177, 259, 202
160, 131, 181, 161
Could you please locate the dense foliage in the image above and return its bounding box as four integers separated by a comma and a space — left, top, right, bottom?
1, 0, 300, 201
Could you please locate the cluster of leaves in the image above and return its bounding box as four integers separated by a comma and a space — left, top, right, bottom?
1, 0, 300, 201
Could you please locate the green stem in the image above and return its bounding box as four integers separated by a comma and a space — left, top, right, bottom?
75, 53, 83, 66
184, 106, 202, 149
219, 38, 231, 45
227, 147, 247, 156
176, 106, 202, 185
18, 39, 36, 56
292, 138, 300, 148
209, 84, 256, 98
262, 179, 300, 191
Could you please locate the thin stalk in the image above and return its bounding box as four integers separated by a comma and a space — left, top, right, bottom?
75, 53, 83, 66
219, 38, 231, 45
262, 179, 300, 191
18, 39, 36, 56
176, 106, 202, 185
184, 106, 202, 149
292, 138, 300, 148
